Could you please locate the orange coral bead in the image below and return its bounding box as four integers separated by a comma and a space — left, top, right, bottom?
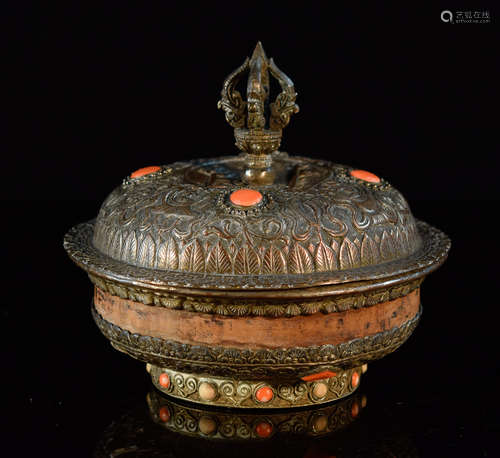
158, 406, 170, 422
351, 371, 360, 388
255, 421, 273, 438
350, 169, 380, 183
130, 166, 161, 178
230, 189, 263, 207
301, 370, 337, 382
159, 373, 170, 388
255, 386, 274, 403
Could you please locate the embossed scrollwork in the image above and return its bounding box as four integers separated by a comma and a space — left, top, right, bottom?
277, 383, 308, 403
236, 382, 252, 401
66, 153, 449, 291
91, 157, 422, 277
220, 381, 236, 398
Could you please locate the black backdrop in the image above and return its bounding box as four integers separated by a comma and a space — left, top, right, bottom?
3, 3, 499, 457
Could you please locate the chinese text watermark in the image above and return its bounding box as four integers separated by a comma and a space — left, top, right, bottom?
441, 10, 491, 24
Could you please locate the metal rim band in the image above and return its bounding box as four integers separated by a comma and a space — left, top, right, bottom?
90, 273, 423, 317
65, 220, 449, 292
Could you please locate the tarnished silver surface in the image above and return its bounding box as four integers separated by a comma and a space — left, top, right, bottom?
90, 156, 421, 278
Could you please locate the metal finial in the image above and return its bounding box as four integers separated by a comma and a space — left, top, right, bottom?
246, 42, 270, 129
218, 42, 299, 165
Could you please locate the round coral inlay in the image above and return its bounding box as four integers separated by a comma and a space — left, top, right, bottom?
230, 188, 263, 207
158, 373, 170, 388
312, 382, 328, 399
130, 166, 161, 178
351, 371, 360, 388
350, 169, 381, 183
198, 382, 217, 401
255, 386, 274, 403
255, 421, 273, 438
158, 406, 170, 422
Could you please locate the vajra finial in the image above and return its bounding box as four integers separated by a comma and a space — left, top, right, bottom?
218, 42, 299, 166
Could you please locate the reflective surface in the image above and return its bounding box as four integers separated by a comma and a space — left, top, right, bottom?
3, 201, 499, 457
95, 391, 390, 457
144, 389, 366, 440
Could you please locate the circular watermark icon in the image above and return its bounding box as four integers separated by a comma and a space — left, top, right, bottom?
441, 10, 453, 23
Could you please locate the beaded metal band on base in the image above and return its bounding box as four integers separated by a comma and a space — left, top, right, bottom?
147, 389, 367, 440
148, 364, 364, 409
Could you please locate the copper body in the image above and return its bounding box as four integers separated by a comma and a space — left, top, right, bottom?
95, 287, 420, 349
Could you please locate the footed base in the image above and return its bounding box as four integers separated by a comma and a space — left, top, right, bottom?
147, 364, 366, 409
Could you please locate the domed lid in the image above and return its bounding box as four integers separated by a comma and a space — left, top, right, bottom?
64, 43, 449, 294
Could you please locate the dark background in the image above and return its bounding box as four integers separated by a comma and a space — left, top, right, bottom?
2, 2, 499, 457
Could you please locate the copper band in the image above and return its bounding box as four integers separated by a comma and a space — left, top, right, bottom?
94, 287, 420, 350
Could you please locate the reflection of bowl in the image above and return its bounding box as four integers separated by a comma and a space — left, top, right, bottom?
94, 389, 420, 458
146, 389, 366, 440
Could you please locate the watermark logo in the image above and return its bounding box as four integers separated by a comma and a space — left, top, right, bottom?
441, 10, 453, 23
441, 9, 491, 24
